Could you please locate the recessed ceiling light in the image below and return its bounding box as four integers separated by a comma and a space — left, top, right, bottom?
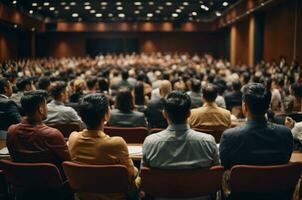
72, 13, 79, 17
138, 6, 143, 10
134, 10, 140, 14
201, 5, 209, 11
49, 7, 55, 11
101, 2, 107, 6
96, 13, 102, 17
70, 2, 76, 6
14, 24, 18, 28
149, 1, 154, 5
158, 6, 164, 10
134, 2, 142, 5
147, 13, 153, 17
192, 11, 197, 16
222, 2, 228, 7
117, 6, 123, 10
215, 11, 222, 16
64, 6, 70, 10
90, 10, 96, 13
31, 27, 35, 31
118, 13, 125, 18
172, 13, 178, 17
84, 5, 91, 10
176, 9, 182, 13
183, 2, 189, 6
37, 6, 42, 10
166, 2, 172, 6
101, 6, 106, 9
116, 2, 122, 5
32, 2, 37, 6
43, 2, 50, 6
29, 10, 33, 14
179, 6, 185, 10
54, 10, 59, 14
189, 17, 193, 21
13, 1, 17, 4
78, 18, 82, 22
155, 10, 160, 14
60, 2, 66, 6
108, 13, 113, 17
84, 2, 90, 5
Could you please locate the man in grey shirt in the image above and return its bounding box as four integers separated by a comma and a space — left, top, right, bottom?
142, 91, 220, 200
44, 81, 83, 125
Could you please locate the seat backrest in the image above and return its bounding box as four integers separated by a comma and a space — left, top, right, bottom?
63, 161, 129, 193
140, 166, 224, 198
193, 128, 225, 143
0, 159, 63, 189
230, 163, 302, 194
104, 126, 148, 143
47, 123, 82, 138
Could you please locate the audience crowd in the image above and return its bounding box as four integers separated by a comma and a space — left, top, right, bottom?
0, 52, 301, 199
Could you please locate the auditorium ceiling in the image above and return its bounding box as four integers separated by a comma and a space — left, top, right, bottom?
2, 0, 240, 23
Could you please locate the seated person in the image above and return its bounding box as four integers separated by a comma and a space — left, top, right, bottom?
108, 88, 147, 127
188, 83, 231, 129
44, 81, 83, 125
7, 90, 70, 170
186, 79, 203, 109
146, 80, 172, 128
68, 93, 138, 200
10, 77, 34, 108
142, 91, 220, 199
219, 83, 293, 169
0, 78, 21, 139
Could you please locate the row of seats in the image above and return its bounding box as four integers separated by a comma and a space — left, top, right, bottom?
0, 159, 301, 200
48, 123, 224, 143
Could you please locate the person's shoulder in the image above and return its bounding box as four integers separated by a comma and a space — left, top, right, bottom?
217, 106, 231, 115
7, 123, 20, 133
105, 135, 127, 147
41, 124, 64, 137
132, 110, 145, 117
268, 122, 292, 135
144, 130, 165, 144
189, 129, 216, 144
222, 125, 246, 139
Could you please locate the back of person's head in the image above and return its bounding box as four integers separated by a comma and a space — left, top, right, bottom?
242, 83, 271, 116
21, 90, 48, 116
232, 81, 241, 91
115, 87, 134, 112
86, 76, 97, 90
37, 77, 51, 91
191, 79, 201, 93
73, 79, 85, 92
242, 72, 250, 84
16, 77, 32, 91
0, 77, 10, 95
98, 77, 109, 93
78, 93, 109, 129
50, 81, 67, 99
121, 70, 129, 81
134, 82, 145, 105
202, 84, 218, 102
159, 80, 172, 97
163, 91, 191, 124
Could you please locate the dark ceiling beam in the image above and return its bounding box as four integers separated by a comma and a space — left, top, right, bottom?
213, 0, 288, 29
0, 3, 44, 31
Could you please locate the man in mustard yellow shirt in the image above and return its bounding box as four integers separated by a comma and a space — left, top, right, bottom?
68, 93, 138, 200
189, 83, 231, 129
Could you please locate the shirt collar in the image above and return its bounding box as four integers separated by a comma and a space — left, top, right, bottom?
0, 94, 8, 99
82, 129, 106, 138
167, 124, 190, 131
203, 102, 218, 108
50, 100, 64, 105
246, 116, 267, 126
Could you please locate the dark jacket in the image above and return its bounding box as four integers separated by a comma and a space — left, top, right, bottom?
224, 91, 242, 110
219, 117, 293, 169
145, 98, 168, 129
0, 95, 21, 132
108, 109, 147, 127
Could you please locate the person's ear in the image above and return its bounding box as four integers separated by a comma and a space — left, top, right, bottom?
162, 110, 168, 120
104, 110, 110, 123
242, 101, 247, 116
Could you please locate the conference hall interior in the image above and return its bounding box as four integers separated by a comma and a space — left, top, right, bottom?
0, 0, 302, 199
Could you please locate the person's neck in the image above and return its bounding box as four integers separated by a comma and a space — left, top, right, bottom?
87, 124, 104, 132
25, 116, 43, 125
246, 114, 266, 121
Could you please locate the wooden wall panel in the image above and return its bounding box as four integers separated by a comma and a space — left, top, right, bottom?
0, 28, 18, 60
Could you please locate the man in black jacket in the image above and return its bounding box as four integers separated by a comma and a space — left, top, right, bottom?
0, 77, 21, 139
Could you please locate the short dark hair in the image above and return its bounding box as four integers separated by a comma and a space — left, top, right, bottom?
115, 88, 134, 112
242, 83, 271, 116
291, 83, 302, 98
232, 81, 241, 91
0, 77, 9, 94
121, 70, 129, 80
98, 77, 109, 92
21, 90, 48, 115
86, 77, 97, 90
191, 79, 201, 93
164, 91, 191, 124
16, 77, 32, 91
202, 84, 218, 102
38, 77, 51, 90
78, 93, 109, 129
134, 82, 145, 105
50, 81, 67, 98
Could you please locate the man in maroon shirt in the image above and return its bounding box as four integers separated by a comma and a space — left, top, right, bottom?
7, 90, 70, 169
